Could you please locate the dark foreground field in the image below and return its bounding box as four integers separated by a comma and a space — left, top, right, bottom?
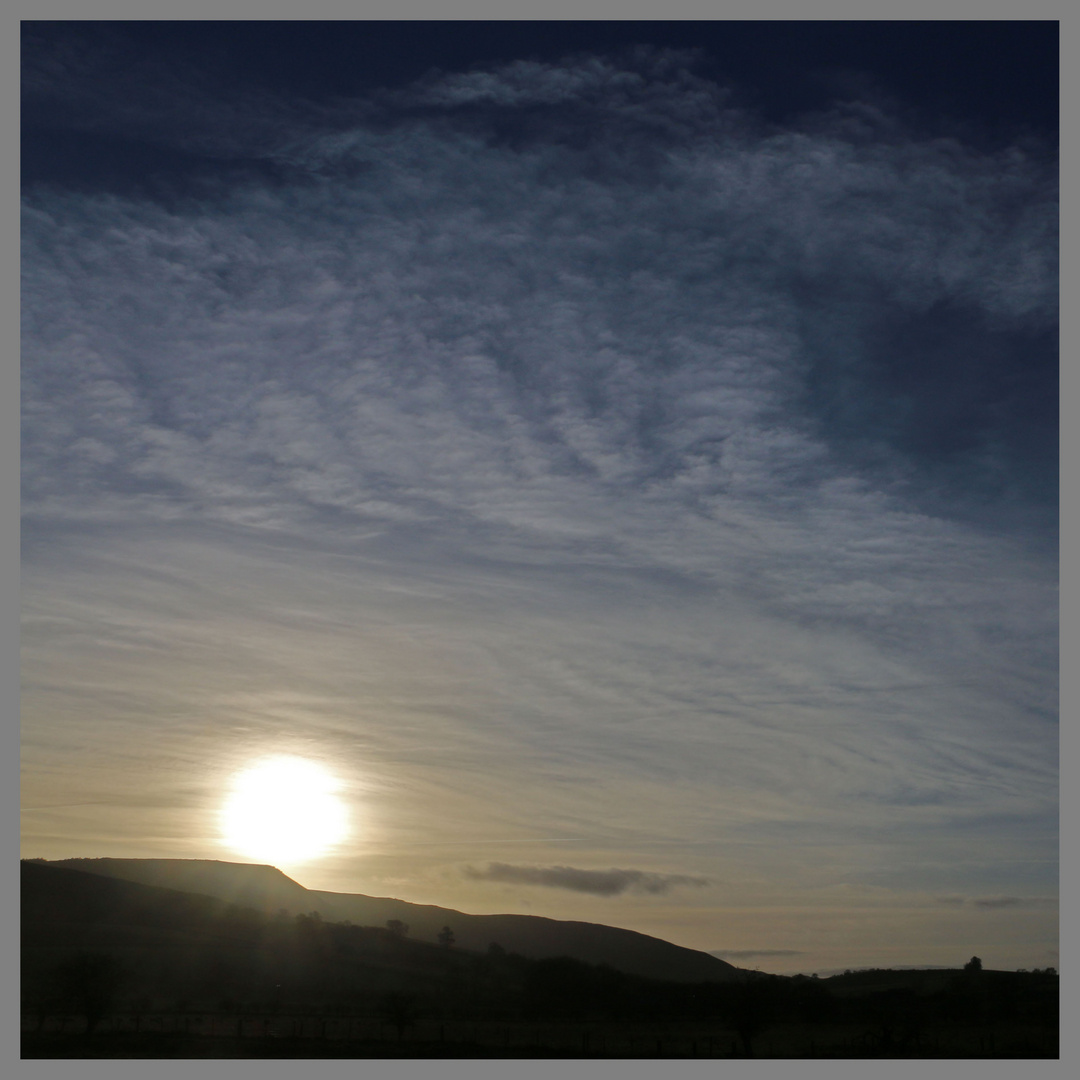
22, 1015, 1058, 1059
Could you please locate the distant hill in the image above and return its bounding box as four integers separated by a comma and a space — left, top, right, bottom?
43, 857, 738, 984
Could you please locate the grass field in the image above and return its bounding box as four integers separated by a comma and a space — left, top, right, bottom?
21, 1015, 1058, 1059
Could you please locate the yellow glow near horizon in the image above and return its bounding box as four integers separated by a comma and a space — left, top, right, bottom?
220, 757, 349, 865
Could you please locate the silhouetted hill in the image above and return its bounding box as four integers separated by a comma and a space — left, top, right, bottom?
310, 894, 735, 983
43, 857, 738, 983
22, 860, 248, 939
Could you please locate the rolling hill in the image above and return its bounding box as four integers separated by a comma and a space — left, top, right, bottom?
42, 857, 738, 983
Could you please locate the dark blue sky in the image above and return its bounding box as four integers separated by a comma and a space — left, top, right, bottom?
22, 21, 1059, 539
22, 23, 1059, 215
21, 22, 1058, 974
23, 21, 1059, 140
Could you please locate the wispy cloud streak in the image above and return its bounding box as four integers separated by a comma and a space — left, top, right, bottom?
465, 862, 709, 896
711, 949, 804, 960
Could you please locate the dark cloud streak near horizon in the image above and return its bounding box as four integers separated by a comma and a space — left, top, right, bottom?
711, 949, 804, 960
465, 862, 710, 897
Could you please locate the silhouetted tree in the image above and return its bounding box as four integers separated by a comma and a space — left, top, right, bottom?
21, 967, 57, 1032
964, 956, 983, 972
790, 976, 832, 1024
378, 991, 418, 1040
437, 925, 455, 949
728, 974, 777, 1057
386, 919, 409, 939
54, 953, 124, 1034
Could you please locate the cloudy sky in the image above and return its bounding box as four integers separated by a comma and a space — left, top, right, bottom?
20, 21, 1057, 975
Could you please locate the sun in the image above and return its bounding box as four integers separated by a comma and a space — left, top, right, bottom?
220, 757, 349, 865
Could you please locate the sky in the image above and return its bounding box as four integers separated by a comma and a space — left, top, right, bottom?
20, 20, 1058, 976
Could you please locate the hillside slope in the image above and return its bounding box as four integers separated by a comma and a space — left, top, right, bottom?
44, 857, 737, 983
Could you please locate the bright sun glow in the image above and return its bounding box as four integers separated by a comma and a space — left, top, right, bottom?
220, 757, 349, 865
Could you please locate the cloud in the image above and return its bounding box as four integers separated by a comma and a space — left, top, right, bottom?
710, 949, 804, 960
464, 863, 710, 897
20, 44, 1056, 932
935, 895, 1056, 909
23, 56, 1056, 545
